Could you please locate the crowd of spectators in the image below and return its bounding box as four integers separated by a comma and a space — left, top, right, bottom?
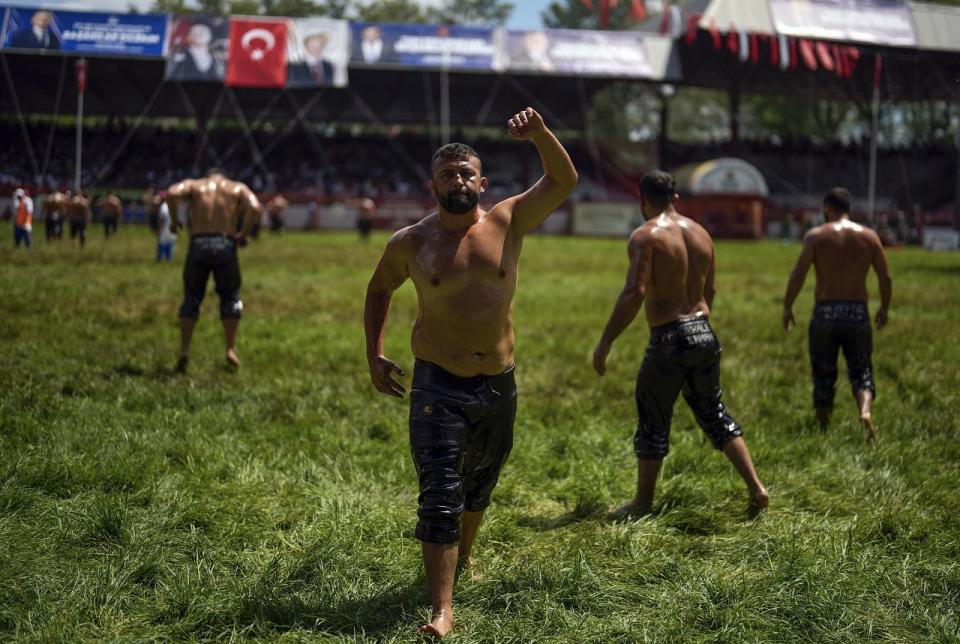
1, 122, 955, 212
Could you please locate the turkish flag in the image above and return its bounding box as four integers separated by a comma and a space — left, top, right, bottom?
226, 19, 287, 88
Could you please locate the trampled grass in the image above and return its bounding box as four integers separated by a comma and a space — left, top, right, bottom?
1, 228, 958, 642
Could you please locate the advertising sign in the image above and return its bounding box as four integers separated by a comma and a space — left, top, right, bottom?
497, 28, 653, 77
769, 0, 916, 47
165, 15, 229, 81
286, 17, 348, 87
1, 6, 168, 56
350, 22, 495, 70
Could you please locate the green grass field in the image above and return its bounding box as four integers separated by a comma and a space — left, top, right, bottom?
1, 228, 958, 642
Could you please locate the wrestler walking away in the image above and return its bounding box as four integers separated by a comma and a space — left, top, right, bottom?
43, 189, 68, 241
165, 168, 260, 372
593, 171, 769, 518
364, 107, 577, 638
97, 191, 123, 239
783, 187, 892, 442
67, 191, 91, 248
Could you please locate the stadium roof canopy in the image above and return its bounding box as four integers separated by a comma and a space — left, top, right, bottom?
0, 0, 958, 132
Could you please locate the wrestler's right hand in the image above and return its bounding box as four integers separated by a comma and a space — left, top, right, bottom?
782, 307, 796, 332
875, 307, 888, 330
369, 355, 406, 398
593, 340, 610, 376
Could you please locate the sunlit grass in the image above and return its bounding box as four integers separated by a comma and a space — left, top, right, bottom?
1, 229, 957, 641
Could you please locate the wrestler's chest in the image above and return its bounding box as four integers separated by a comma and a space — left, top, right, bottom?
411, 237, 517, 287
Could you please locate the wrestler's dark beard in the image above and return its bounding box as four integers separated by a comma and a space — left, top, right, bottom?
436, 188, 478, 214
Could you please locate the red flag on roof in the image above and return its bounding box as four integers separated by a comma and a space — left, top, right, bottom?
799, 38, 817, 70
708, 19, 721, 48
226, 19, 287, 88
815, 41, 834, 71
631, 0, 646, 21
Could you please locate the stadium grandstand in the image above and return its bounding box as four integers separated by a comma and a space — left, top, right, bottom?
1, 0, 958, 240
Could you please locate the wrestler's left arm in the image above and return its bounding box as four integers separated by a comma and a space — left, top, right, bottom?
871, 233, 892, 329
593, 232, 652, 375
704, 247, 717, 311
783, 230, 816, 331
505, 107, 578, 235
237, 187, 262, 241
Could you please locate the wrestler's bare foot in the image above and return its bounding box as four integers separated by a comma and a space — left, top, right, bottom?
860, 412, 877, 444
225, 349, 241, 368
175, 354, 189, 373
750, 486, 770, 511
606, 500, 651, 521
419, 609, 453, 639
457, 556, 481, 581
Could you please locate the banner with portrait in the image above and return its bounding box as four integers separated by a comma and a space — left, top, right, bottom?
495, 28, 658, 78
769, 0, 916, 47
0, 6, 168, 56
286, 17, 348, 87
164, 15, 229, 81
349, 22, 495, 70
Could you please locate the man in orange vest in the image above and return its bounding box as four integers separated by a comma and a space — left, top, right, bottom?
12, 188, 33, 249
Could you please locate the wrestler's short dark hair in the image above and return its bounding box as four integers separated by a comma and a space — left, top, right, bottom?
639, 171, 676, 209
430, 143, 481, 173
823, 187, 851, 213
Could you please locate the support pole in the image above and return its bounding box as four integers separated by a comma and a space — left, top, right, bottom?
866, 54, 882, 226
728, 82, 740, 155
440, 39, 451, 145
74, 58, 88, 192
954, 111, 960, 230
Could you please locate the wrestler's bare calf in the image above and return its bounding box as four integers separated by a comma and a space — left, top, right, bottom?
176, 316, 242, 371
419, 510, 485, 638
609, 437, 768, 519
856, 389, 877, 444
421, 543, 456, 638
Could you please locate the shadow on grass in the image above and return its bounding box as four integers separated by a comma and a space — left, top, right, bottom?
236, 582, 425, 638
515, 496, 606, 531
899, 262, 960, 275
100, 362, 182, 381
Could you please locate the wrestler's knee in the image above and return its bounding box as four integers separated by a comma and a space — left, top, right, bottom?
813, 378, 836, 408
634, 424, 669, 459
849, 369, 876, 400
178, 294, 203, 318
219, 296, 243, 319
416, 481, 464, 544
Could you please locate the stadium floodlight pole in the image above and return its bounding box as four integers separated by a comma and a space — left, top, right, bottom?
440, 31, 450, 145
866, 53, 882, 227
74, 58, 88, 192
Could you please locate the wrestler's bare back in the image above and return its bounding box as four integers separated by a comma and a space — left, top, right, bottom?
635, 213, 715, 328
68, 195, 90, 222
100, 195, 123, 217
807, 219, 883, 303
168, 175, 258, 236
391, 204, 520, 377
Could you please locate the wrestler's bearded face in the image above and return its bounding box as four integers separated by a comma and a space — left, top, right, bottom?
436, 185, 479, 214
432, 158, 484, 215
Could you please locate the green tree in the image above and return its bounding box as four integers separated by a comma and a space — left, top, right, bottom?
355, 0, 429, 23
429, 0, 514, 26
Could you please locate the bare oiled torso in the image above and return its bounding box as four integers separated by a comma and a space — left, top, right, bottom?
170, 175, 256, 236
810, 219, 881, 303
401, 208, 520, 377
100, 195, 123, 218
67, 196, 90, 222
641, 214, 714, 328
45, 192, 67, 217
